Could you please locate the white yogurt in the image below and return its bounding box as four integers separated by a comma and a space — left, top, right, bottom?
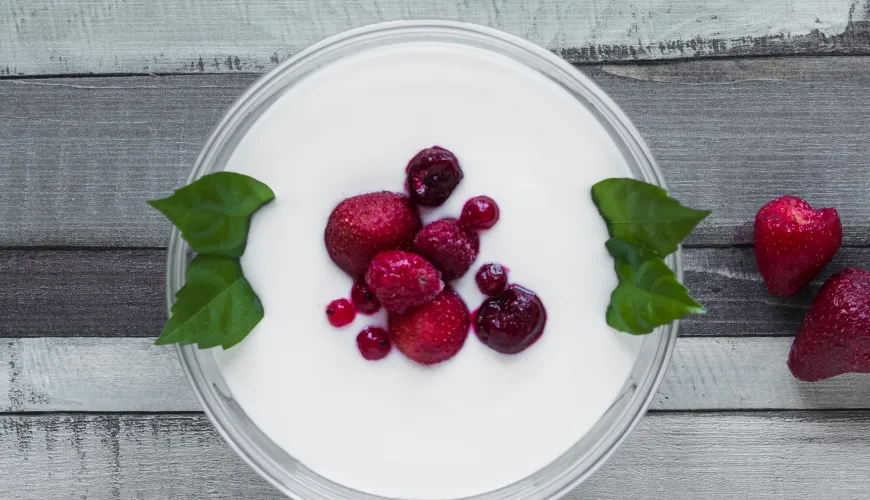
216, 42, 642, 499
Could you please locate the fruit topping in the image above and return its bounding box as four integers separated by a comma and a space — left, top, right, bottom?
389, 288, 470, 365
365, 250, 444, 314
475, 263, 508, 296
351, 282, 381, 315
788, 268, 870, 381
325, 298, 355, 328
474, 285, 546, 354
325, 191, 422, 279
754, 195, 841, 296
405, 146, 463, 207
413, 219, 480, 280
357, 326, 392, 361
459, 195, 500, 230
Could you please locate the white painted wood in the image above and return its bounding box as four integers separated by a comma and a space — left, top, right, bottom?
1, 412, 869, 499
3, 337, 869, 412
0, 0, 865, 75
4, 58, 870, 247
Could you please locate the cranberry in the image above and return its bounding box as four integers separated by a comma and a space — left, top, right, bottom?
325, 298, 355, 327
351, 282, 381, 315
357, 326, 391, 360
460, 196, 499, 230
406, 146, 463, 207
475, 263, 508, 296
474, 285, 546, 354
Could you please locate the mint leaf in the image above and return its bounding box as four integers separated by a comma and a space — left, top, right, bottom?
155, 254, 263, 349
591, 178, 710, 256
148, 172, 274, 257
605, 239, 705, 334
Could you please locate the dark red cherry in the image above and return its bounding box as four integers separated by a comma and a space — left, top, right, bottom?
406, 146, 463, 207
474, 285, 546, 354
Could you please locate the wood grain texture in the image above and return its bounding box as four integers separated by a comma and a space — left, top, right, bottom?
1, 0, 867, 76
2, 412, 870, 499
3, 337, 869, 412
2, 247, 864, 338
4, 57, 870, 247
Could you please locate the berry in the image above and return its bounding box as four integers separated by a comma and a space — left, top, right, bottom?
788, 268, 870, 381
475, 263, 508, 296
388, 288, 470, 365
365, 250, 444, 314
459, 196, 500, 230
325, 298, 355, 328
474, 285, 546, 354
754, 195, 841, 296
325, 192, 422, 279
357, 326, 391, 361
351, 282, 381, 315
405, 146, 463, 207
412, 219, 479, 280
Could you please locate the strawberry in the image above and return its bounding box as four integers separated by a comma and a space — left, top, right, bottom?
754, 195, 841, 296
788, 268, 870, 381
388, 288, 470, 365
365, 250, 444, 314
413, 219, 479, 280
324, 192, 422, 279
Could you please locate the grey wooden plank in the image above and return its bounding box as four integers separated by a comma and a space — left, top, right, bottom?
2, 247, 862, 338
1, 412, 869, 499
1, 0, 867, 75
3, 337, 869, 412
0, 249, 164, 337
4, 57, 870, 247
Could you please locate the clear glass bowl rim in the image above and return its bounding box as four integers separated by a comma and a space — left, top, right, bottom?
166, 19, 680, 500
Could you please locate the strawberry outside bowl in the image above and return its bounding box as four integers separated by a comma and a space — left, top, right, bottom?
164, 20, 679, 500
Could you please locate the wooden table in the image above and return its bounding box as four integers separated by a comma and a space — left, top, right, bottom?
3, 1, 870, 498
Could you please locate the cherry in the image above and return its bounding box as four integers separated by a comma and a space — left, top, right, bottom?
325, 298, 355, 327
406, 146, 463, 207
356, 326, 391, 360
475, 263, 508, 296
460, 196, 499, 230
474, 285, 546, 354
351, 282, 381, 315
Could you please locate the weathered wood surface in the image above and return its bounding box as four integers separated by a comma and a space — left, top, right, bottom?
1, 412, 869, 499
2, 247, 863, 338
1, 0, 868, 75
3, 336, 869, 412
4, 57, 870, 248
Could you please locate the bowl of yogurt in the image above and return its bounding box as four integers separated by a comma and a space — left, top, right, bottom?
167, 20, 678, 500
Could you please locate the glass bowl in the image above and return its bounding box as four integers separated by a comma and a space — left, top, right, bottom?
166, 20, 678, 500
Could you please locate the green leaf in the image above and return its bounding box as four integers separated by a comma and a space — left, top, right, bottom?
155, 254, 264, 349
605, 239, 706, 334
148, 172, 275, 257
591, 178, 710, 256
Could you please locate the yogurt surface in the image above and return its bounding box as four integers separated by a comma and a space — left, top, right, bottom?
216, 42, 643, 499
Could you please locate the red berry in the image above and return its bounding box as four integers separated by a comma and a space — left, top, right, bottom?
325, 192, 422, 279
459, 196, 499, 230
351, 282, 381, 315
413, 219, 479, 280
389, 288, 470, 365
325, 298, 355, 328
405, 146, 463, 207
357, 326, 391, 361
754, 195, 841, 296
475, 263, 508, 296
474, 285, 546, 354
788, 268, 870, 381
365, 250, 444, 314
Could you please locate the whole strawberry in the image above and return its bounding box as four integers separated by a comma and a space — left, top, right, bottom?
413, 219, 479, 280
389, 287, 470, 365
788, 268, 870, 381
754, 195, 841, 296
365, 250, 443, 314
325, 192, 422, 279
